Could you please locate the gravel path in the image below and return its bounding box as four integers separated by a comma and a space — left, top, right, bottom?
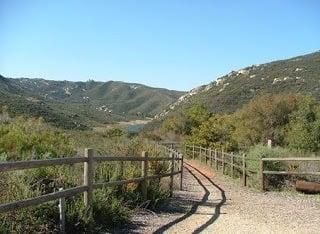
120, 160, 320, 234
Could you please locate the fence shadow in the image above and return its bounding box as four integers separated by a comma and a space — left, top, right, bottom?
152, 162, 226, 234
186, 163, 226, 234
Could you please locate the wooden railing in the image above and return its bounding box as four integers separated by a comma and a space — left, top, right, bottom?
0, 147, 183, 215
183, 144, 320, 191
184, 145, 257, 187
260, 157, 320, 191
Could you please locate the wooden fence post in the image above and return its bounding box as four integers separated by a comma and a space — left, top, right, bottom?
84, 148, 94, 218
231, 153, 234, 178
199, 147, 202, 162
221, 149, 225, 174
242, 154, 247, 186
180, 153, 183, 191
141, 151, 148, 200
210, 148, 213, 167
58, 188, 66, 234
169, 152, 174, 197
204, 148, 206, 164
260, 158, 265, 191
201, 147, 204, 163
215, 149, 218, 170
192, 145, 195, 159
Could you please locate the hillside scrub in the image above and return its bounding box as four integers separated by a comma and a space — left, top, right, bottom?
159, 94, 320, 153
0, 118, 170, 232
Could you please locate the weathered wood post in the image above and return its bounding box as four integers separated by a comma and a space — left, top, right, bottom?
215, 149, 218, 170
210, 148, 213, 167
221, 149, 225, 174
242, 154, 247, 186
231, 153, 235, 178
180, 153, 183, 191
199, 147, 202, 162
260, 158, 265, 191
84, 148, 94, 218
192, 144, 195, 159
169, 152, 174, 197
201, 147, 204, 162
141, 151, 148, 200
205, 148, 208, 165
58, 188, 66, 234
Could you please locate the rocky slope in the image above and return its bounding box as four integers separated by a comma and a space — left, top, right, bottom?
156, 51, 320, 118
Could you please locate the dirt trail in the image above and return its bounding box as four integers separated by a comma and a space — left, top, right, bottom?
121, 160, 320, 234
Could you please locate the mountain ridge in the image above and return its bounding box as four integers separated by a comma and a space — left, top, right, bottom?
0, 75, 185, 129
156, 50, 320, 119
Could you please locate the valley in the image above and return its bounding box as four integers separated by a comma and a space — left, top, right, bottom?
0, 76, 184, 129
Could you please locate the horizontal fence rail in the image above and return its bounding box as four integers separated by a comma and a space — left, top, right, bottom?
184, 144, 320, 191
0, 157, 87, 172
0, 186, 88, 214
0, 146, 184, 215
184, 144, 254, 187
260, 157, 320, 191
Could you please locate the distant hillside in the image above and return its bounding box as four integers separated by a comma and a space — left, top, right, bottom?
0, 76, 185, 129
156, 51, 320, 118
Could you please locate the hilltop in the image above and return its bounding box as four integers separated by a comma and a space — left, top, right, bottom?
0, 76, 185, 129
156, 51, 320, 118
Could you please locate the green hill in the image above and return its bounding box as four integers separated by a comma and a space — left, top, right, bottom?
0, 76, 184, 129
156, 51, 320, 118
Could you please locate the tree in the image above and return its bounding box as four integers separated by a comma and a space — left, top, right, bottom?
161, 105, 210, 136
185, 114, 237, 151
287, 96, 320, 152
161, 113, 188, 135
184, 105, 211, 134
232, 94, 300, 148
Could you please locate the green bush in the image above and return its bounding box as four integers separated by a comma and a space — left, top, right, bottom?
287, 96, 320, 152
0, 117, 74, 161
0, 118, 171, 232
103, 128, 126, 138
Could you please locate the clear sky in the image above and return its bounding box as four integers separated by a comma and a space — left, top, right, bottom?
0, 0, 319, 91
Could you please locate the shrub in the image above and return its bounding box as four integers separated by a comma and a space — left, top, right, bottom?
0, 119, 171, 232
103, 128, 126, 138
287, 96, 320, 152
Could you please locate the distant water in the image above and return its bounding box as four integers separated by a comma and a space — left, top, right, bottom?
123, 124, 145, 133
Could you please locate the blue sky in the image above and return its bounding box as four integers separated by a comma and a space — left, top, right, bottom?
0, 0, 319, 91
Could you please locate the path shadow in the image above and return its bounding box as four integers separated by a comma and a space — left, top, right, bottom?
186, 163, 226, 234
152, 162, 226, 234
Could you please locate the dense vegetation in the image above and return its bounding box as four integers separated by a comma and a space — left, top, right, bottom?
157, 93, 320, 152
0, 111, 171, 233
0, 75, 184, 129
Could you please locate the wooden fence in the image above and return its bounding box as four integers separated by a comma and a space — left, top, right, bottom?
0, 146, 183, 215
260, 157, 320, 191
184, 145, 257, 187
184, 144, 320, 191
